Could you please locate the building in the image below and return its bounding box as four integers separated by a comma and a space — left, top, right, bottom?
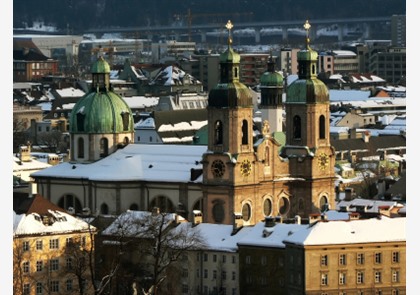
13, 194, 97, 295
391, 15, 406, 47
283, 217, 406, 294
151, 40, 196, 64
318, 50, 359, 76
32, 21, 337, 225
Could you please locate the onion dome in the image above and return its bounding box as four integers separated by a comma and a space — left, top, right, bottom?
286, 20, 329, 104
69, 56, 134, 134
260, 55, 283, 87
208, 20, 252, 108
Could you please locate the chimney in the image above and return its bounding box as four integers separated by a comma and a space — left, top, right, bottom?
349, 128, 357, 139
294, 215, 301, 224
233, 213, 244, 232
309, 213, 322, 224
48, 154, 60, 165
192, 210, 202, 226
19, 145, 31, 162
362, 130, 370, 143
264, 216, 275, 227
344, 187, 354, 201
349, 212, 360, 220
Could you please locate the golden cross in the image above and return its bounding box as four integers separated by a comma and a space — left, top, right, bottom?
226, 20, 233, 45
303, 20, 311, 47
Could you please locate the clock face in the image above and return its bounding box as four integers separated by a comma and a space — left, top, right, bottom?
240, 159, 252, 176
211, 159, 226, 178
318, 152, 329, 170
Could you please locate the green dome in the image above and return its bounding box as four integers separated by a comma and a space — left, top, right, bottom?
297, 48, 318, 62
286, 78, 329, 104
69, 91, 134, 133
91, 56, 111, 73
208, 82, 253, 108
220, 46, 241, 63
260, 71, 284, 87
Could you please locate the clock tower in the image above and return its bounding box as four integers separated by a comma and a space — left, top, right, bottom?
202, 20, 257, 225
281, 20, 336, 216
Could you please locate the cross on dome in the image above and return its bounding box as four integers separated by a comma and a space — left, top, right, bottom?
226, 20, 233, 45
304, 20, 311, 48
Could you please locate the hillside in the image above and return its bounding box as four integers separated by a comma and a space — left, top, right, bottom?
13, 0, 405, 34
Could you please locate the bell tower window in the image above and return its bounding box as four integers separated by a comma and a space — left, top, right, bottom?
100, 138, 108, 158
77, 137, 84, 158
319, 115, 326, 139
241, 120, 249, 145
215, 121, 223, 145
293, 116, 302, 139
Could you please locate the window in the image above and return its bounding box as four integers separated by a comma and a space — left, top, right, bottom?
215, 121, 223, 144
77, 137, 84, 158
293, 116, 302, 139
80, 236, 86, 248
182, 268, 188, 278
261, 256, 267, 265
50, 239, 59, 249
246, 255, 251, 264
36, 240, 43, 250
36, 260, 43, 272
392, 289, 400, 295
339, 272, 346, 285
204, 269, 208, 278
196, 269, 200, 278
66, 279, 73, 291
232, 271, 236, 280
375, 252, 382, 264
23, 261, 30, 273
278, 256, 284, 267
23, 241, 30, 252
392, 251, 400, 263
321, 255, 328, 266
66, 237, 73, 245
213, 270, 217, 279
263, 198, 272, 216
222, 255, 226, 263
100, 137, 109, 158
204, 253, 208, 261
321, 273, 328, 286
36, 282, 43, 294
339, 254, 347, 265
49, 281, 59, 293
66, 258, 73, 270
241, 120, 249, 145
182, 284, 189, 293
357, 253, 365, 265
213, 254, 217, 262
375, 271, 382, 283
392, 269, 400, 282
222, 271, 226, 280
357, 271, 364, 284
23, 284, 30, 295
319, 115, 326, 139
232, 256, 236, 264
50, 259, 59, 271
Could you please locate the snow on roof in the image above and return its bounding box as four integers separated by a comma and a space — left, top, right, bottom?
158, 120, 207, 132
122, 96, 159, 109
55, 87, 85, 97
283, 216, 405, 246
329, 89, 371, 101
13, 210, 95, 236
13, 156, 51, 172
135, 117, 156, 129
337, 199, 402, 213
30, 144, 207, 183
332, 50, 357, 56
237, 222, 305, 248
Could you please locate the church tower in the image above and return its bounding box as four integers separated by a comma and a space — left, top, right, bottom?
259, 53, 284, 132
69, 56, 134, 163
282, 20, 336, 215
202, 21, 256, 225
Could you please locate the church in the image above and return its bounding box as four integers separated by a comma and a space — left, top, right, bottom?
31, 20, 336, 226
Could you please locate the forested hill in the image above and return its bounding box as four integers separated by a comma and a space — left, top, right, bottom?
13, 0, 405, 34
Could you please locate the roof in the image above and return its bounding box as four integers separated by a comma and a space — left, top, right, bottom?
331, 135, 406, 154
30, 143, 207, 183
283, 216, 405, 246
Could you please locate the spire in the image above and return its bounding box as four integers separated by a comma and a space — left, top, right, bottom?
226, 20, 234, 46
303, 20, 311, 49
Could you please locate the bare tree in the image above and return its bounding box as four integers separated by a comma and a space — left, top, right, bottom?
96, 210, 205, 295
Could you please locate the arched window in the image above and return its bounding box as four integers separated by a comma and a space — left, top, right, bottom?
320, 196, 329, 212
149, 196, 174, 213
279, 197, 290, 216
293, 116, 302, 139
76, 113, 85, 132
77, 137, 84, 158
100, 203, 109, 214
263, 198, 272, 216
319, 115, 326, 139
121, 112, 130, 131
100, 138, 108, 158
265, 147, 270, 166
129, 203, 139, 211
215, 121, 223, 145
234, 67, 238, 78
242, 203, 252, 221
312, 64, 316, 75
241, 120, 249, 145
58, 195, 82, 214
212, 201, 225, 223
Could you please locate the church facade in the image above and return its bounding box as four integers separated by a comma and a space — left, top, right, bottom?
31, 21, 336, 226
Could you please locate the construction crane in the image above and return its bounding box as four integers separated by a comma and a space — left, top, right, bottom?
174, 9, 254, 42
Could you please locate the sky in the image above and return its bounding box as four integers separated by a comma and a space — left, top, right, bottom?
6, 1, 416, 294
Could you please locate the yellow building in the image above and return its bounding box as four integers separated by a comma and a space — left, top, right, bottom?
13, 195, 97, 295
283, 216, 406, 295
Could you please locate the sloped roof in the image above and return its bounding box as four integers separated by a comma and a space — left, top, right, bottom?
331, 135, 406, 154
15, 194, 65, 215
